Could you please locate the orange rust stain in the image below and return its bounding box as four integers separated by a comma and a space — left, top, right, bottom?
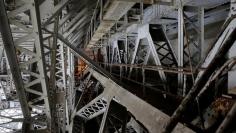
75, 59, 87, 79
211, 98, 234, 115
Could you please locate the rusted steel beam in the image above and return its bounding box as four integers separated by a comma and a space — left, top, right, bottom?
216, 102, 236, 133
98, 62, 206, 75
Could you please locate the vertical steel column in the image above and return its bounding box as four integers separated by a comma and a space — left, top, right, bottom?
113, 41, 122, 79
66, 48, 75, 133
59, 42, 67, 90
100, 0, 103, 21
163, 23, 236, 133
177, 5, 184, 95
30, 0, 53, 129
111, 43, 115, 63
102, 46, 108, 68
48, 12, 60, 132
228, 0, 236, 94
198, 7, 204, 60
125, 34, 128, 73
0, 46, 3, 63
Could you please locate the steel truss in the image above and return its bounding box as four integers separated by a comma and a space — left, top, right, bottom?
163, 15, 236, 133
54, 30, 194, 132
1, 0, 236, 133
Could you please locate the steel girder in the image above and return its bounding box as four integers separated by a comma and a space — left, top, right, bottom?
53, 32, 194, 133
0, 46, 3, 64
177, 4, 205, 96
163, 15, 236, 133
0, 0, 54, 131
48, 13, 67, 132
76, 68, 194, 133
124, 25, 168, 83
87, 0, 136, 47
1, 0, 75, 131
1, 0, 235, 133
177, 5, 184, 95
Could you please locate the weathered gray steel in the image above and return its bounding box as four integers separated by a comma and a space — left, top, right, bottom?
0, 0, 31, 118
51, 32, 194, 133
162, 17, 236, 133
